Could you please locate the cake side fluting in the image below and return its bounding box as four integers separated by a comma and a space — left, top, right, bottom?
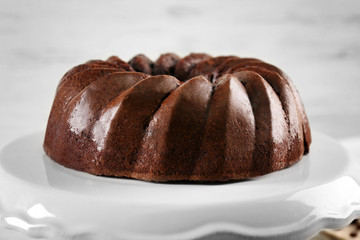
193, 75, 256, 180
224, 66, 304, 163
233, 71, 289, 173
44, 54, 311, 182
135, 76, 213, 181
44, 72, 149, 173
44, 68, 124, 156
223, 60, 312, 153
93, 75, 180, 177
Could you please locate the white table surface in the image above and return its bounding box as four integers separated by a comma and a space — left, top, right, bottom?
0, 0, 359, 239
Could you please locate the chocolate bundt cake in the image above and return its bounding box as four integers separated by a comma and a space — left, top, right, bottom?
44, 53, 311, 182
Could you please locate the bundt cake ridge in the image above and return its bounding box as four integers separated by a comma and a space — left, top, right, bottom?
44, 53, 311, 182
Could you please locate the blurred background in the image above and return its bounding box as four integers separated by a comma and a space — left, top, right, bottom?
0, 0, 359, 239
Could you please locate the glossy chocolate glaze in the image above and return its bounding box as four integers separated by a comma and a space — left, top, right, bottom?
95, 75, 180, 177
44, 53, 311, 182
232, 71, 289, 174
136, 76, 212, 181
195, 75, 256, 180
226, 66, 304, 162
44, 71, 146, 173
223, 60, 312, 154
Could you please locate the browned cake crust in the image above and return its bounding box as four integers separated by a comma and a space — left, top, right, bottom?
128, 54, 153, 75
174, 53, 212, 81
152, 53, 180, 76
44, 53, 311, 182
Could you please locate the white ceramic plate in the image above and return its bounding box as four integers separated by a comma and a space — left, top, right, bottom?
1, 131, 360, 240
